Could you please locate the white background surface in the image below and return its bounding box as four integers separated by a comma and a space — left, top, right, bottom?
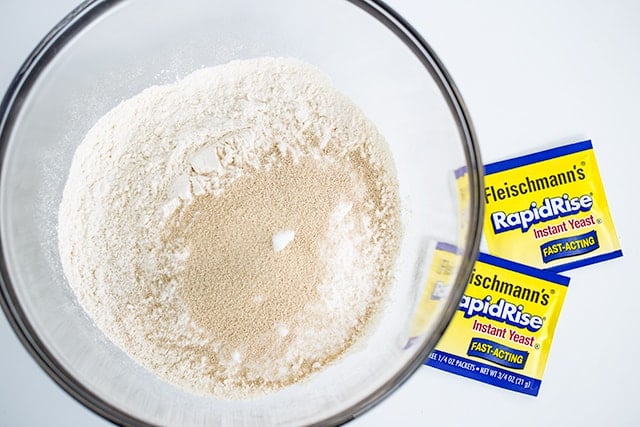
1, 1, 638, 426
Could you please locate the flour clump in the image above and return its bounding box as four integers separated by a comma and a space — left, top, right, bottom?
58, 57, 401, 398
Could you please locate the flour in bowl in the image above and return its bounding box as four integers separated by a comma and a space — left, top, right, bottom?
58, 57, 400, 398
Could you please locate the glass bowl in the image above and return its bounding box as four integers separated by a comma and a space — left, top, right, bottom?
0, 0, 482, 425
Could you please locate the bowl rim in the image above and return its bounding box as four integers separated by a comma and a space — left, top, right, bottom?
0, 0, 483, 425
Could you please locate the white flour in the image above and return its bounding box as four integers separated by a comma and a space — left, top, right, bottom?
58, 57, 400, 397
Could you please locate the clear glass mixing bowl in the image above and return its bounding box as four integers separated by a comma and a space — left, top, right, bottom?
0, 0, 482, 425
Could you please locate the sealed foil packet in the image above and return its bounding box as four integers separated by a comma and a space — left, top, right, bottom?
467, 140, 622, 272
422, 247, 569, 396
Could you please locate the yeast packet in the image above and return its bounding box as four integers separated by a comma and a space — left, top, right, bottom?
461, 140, 622, 272
424, 247, 569, 396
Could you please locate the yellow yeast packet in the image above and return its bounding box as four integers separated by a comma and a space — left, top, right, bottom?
425, 248, 569, 396
479, 140, 622, 272
409, 241, 459, 338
